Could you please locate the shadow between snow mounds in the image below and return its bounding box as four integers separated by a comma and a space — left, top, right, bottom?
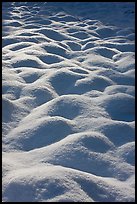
8, 117, 75, 151
49, 70, 85, 95
99, 121, 135, 147
99, 93, 135, 122
38, 28, 69, 41
75, 178, 116, 202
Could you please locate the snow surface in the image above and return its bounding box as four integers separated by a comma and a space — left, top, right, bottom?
2, 2, 135, 202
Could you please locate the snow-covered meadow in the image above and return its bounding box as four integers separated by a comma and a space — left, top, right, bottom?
2, 2, 135, 202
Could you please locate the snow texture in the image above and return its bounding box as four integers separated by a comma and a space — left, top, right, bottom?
2, 2, 135, 202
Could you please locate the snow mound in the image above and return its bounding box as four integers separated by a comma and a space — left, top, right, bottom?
2, 2, 135, 202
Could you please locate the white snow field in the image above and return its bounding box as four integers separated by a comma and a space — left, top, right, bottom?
2, 2, 135, 202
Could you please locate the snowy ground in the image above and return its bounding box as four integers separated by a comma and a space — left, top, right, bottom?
2, 2, 135, 202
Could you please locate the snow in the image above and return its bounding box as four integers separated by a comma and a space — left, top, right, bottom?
2, 2, 135, 202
